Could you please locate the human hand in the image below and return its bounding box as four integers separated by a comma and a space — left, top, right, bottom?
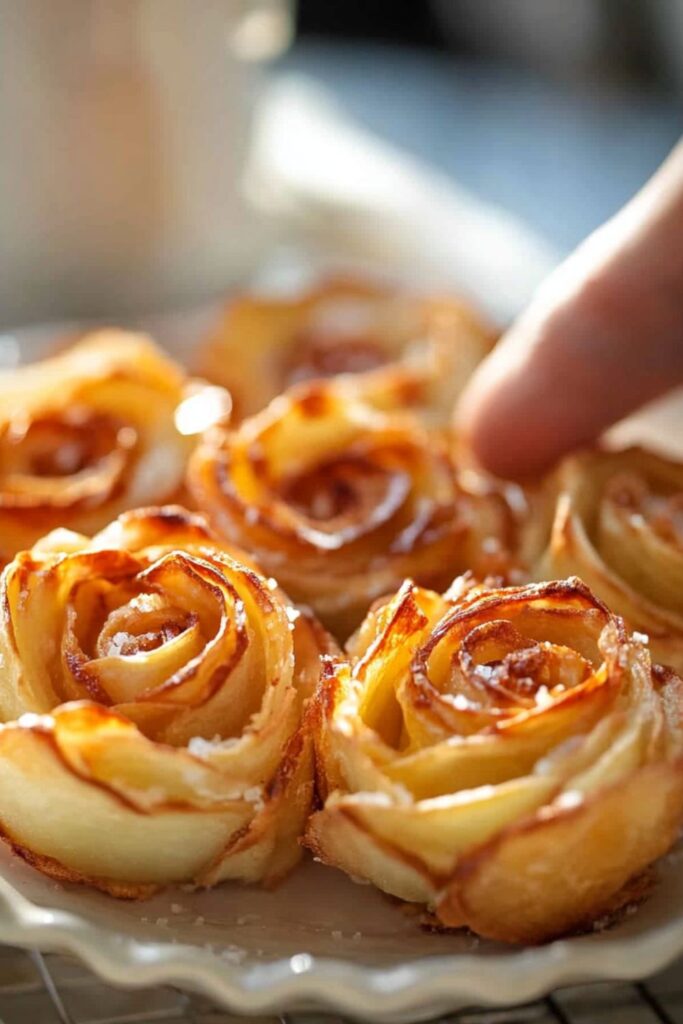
456, 141, 683, 479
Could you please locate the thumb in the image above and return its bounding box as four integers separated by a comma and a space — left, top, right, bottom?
456, 141, 683, 480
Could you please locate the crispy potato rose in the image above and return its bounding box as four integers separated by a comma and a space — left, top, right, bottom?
536, 447, 683, 673
0, 507, 334, 895
195, 277, 494, 423
0, 332, 221, 563
189, 379, 518, 639
306, 576, 683, 943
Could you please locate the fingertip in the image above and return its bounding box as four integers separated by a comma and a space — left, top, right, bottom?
455, 343, 554, 480
457, 159, 683, 481
456, 404, 549, 482
455, 276, 626, 480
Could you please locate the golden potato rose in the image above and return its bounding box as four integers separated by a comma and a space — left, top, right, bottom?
0, 332, 224, 563
189, 379, 519, 639
0, 507, 335, 896
536, 447, 683, 673
305, 576, 683, 943
195, 276, 495, 424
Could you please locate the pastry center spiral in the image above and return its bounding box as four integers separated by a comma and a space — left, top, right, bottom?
604, 472, 683, 547
451, 622, 592, 712
94, 598, 198, 658
279, 456, 410, 535
50, 548, 260, 740
285, 333, 390, 386
0, 409, 137, 507
399, 588, 606, 744
280, 293, 426, 387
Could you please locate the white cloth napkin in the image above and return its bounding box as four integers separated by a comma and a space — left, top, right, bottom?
247, 75, 560, 326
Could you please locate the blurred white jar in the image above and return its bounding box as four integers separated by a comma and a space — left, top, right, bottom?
0, 0, 291, 327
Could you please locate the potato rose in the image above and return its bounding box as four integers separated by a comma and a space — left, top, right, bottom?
0, 507, 334, 895
189, 379, 517, 639
306, 576, 683, 943
195, 276, 494, 423
0, 332, 222, 563
536, 447, 683, 673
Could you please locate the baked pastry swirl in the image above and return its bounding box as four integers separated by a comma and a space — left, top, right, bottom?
0, 332, 210, 563
189, 379, 517, 639
536, 447, 683, 673
0, 507, 334, 895
196, 277, 494, 423
306, 576, 683, 943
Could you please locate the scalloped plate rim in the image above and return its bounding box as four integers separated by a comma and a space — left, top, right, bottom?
0, 871, 682, 1021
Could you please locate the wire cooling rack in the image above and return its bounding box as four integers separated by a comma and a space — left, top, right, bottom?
0, 945, 679, 1024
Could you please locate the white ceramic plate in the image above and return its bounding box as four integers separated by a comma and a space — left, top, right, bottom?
1, 839, 683, 1024
0, 841, 682, 1022
4, 317, 683, 1023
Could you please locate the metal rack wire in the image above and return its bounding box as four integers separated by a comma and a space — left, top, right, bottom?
0, 945, 679, 1024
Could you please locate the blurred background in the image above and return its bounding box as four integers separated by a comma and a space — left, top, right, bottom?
1, 0, 682, 328
290, 0, 683, 254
